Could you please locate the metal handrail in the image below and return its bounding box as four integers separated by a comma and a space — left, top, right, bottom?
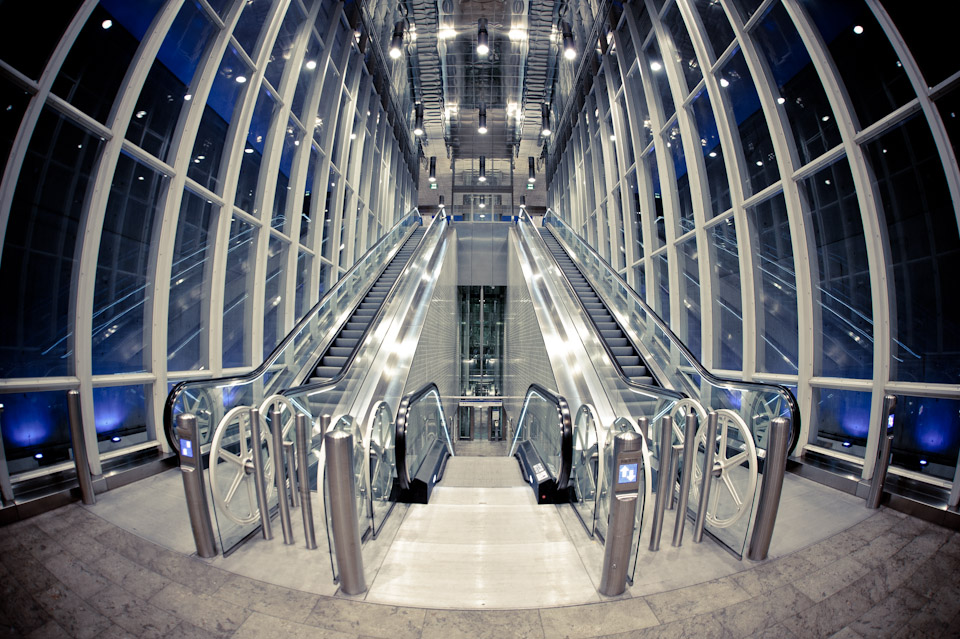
515, 383, 574, 491
395, 382, 453, 490
538, 209, 802, 453
516, 214, 686, 407
281, 212, 447, 398
163, 208, 423, 449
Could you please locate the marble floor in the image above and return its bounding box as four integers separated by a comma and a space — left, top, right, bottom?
2, 463, 960, 637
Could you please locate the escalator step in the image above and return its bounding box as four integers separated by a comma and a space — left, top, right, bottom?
313, 366, 340, 378
328, 347, 353, 357
346, 321, 368, 331
610, 346, 634, 356
323, 356, 348, 367
339, 329, 364, 339
621, 366, 649, 378
353, 308, 376, 316
617, 356, 641, 366
633, 375, 654, 385
334, 337, 358, 349
605, 337, 629, 347
595, 322, 619, 331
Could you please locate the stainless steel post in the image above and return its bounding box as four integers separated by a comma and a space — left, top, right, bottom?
693, 412, 719, 543
175, 413, 217, 557
649, 415, 673, 551
0, 403, 14, 505
599, 431, 644, 596
295, 414, 317, 550
325, 429, 366, 594
248, 408, 273, 540
66, 390, 96, 505
636, 416, 649, 442
667, 451, 680, 510
285, 441, 299, 508
747, 417, 791, 560
320, 414, 332, 437
672, 412, 698, 547
271, 408, 294, 544
866, 395, 898, 509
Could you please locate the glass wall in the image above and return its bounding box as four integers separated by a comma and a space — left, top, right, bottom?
546, 0, 960, 498
0, 0, 417, 488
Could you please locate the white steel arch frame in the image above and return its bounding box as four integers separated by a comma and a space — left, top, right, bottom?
0, 0, 417, 485
547, 0, 960, 502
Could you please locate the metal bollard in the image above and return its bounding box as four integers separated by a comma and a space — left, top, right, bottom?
248, 408, 273, 540
649, 415, 674, 551
285, 441, 299, 508
636, 416, 649, 442
866, 395, 897, 509
271, 408, 294, 544
295, 414, 317, 550
0, 403, 15, 505
667, 451, 680, 511
175, 413, 217, 557
672, 412, 698, 547
320, 413, 332, 437
599, 431, 644, 596
747, 417, 791, 560
693, 412, 719, 543
66, 390, 96, 505
325, 429, 366, 594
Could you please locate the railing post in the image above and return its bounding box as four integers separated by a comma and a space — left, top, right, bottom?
271, 408, 295, 544
0, 403, 14, 505
672, 412, 698, 547
295, 414, 317, 550
599, 431, 644, 596
175, 413, 217, 557
66, 390, 96, 505
747, 417, 791, 561
248, 408, 273, 541
649, 415, 673, 551
325, 429, 366, 594
866, 395, 898, 509
693, 412, 719, 543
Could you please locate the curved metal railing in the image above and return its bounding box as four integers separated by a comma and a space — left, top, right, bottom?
537, 209, 801, 455
510, 383, 574, 492
163, 208, 424, 451
395, 382, 454, 491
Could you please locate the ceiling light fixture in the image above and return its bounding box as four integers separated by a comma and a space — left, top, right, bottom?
479, 156, 486, 182
101, 19, 113, 30
650, 61, 663, 72
429, 156, 437, 182
541, 104, 551, 136
413, 104, 424, 136
528, 156, 536, 183
389, 21, 404, 59
305, 59, 317, 70
562, 21, 576, 60
477, 18, 489, 56
478, 103, 487, 134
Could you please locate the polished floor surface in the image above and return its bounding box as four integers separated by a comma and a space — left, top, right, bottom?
2, 459, 960, 637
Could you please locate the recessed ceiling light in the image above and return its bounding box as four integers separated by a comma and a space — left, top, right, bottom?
101, 19, 113, 30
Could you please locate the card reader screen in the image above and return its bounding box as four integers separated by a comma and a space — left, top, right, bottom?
180, 439, 193, 458
618, 462, 638, 484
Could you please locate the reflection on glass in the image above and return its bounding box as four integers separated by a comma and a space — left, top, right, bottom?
233, 0, 273, 57
664, 3, 702, 95
0, 390, 72, 476
678, 239, 701, 360
262, 235, 288, 357
92, 384, 148, 453
168, 190, 213, 371
222, 217, 257, 368
236, 86, 278, 215
690, 88, 731, 217
692, 0, 734, 60
708, 220, 743, 371
644, 37, 675, 121
891, 395, 960, 482
812, 386, 872, 458
264, 3, 305, 89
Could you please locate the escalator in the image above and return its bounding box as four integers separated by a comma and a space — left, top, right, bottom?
309, 227, 424, 383
541, 230, 655, 385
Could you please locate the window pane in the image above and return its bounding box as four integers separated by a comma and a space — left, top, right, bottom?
92, 154, 166, 375
295, 250, 311, 321
665, 123, 694, 235
891, 395, 960, 482
0, 390, 72, 474
168, 190, 213, 371
272, 119, 303, 233
625, 66, 652, 151
692, 0, 734, 61
262, 235, 288, 356
93, 384, 149, 454
0, 110, 102, 378
300, 146, 320, 244
748, 193, 798, 375
691, 88, 731, 217
126, 0, 217, 160
187, 45, 252, 193
627, 169, 644, 259
0, 2, 80, 79
654, 252, 670, 326
644, 37, 675, 121
730, 0, 764, 23
222, 217, 257, 368
720, 49, 779, 196
52, 2, 165, 123
233, 0, 273, 57
664, 4, 702, 96
802, 159, 873, 378
864, 115, 960, 384
811, 386, 871, 457
0, 78, 31, 180
709, 219, 743, 371
235, 86, 278, 215
801, 0, 914, 129
753, 3, 841, 166
264, 2, 305, 89
678, 238, 701, 359
293, 36, 324, 120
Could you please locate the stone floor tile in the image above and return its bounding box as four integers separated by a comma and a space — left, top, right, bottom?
90, 548, 172, 600
0, 545, 60, 595
420, 609, 545, 639
603, 612, 733, 639
34, 584, 112, 639
43, 553, 111, 599
793, 555, 871, 603
20, 524, 63, 563
57, 530, 111, 563
216, 574, 321, 625
0, 573, 50, 635
98, 623, 140, 639
23, 620, 71, 639
752, 622, 799, 639
305, 596, 425, 639
149, 582, 250, 637
781, 588, 874, 639
235, 611, 358, 639
645, 577, 752, 623
848, 529, 914, 570
827, 628, 864, 639
538, 598, 659, 638
734, 554, 817, 597
715, 584, 815, 637
848, 586, 927, 638
90, 582, 180, 637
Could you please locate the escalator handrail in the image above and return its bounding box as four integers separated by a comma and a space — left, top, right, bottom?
518, 213, 685, 405
537, 209, 802, 448
163, 208, 423, 450
521, 383, 574, 491
280, 211, 448, 400
394, 382, 447, 491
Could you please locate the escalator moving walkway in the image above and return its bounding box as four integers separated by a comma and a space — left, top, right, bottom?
309, 227, 425, 383
541, 229, 655, 386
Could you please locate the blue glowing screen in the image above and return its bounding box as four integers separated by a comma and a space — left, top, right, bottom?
180, 439, 193, 458
618, 462, 638, 484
